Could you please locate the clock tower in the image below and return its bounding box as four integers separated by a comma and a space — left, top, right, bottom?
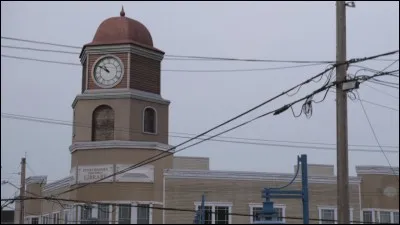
68, 8, 172, 221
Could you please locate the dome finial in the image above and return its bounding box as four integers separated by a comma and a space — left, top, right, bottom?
120, 6, 125, 17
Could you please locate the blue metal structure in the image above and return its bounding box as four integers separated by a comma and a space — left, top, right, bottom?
257, 154, 309, 224
194, 194, 205, 224
193, 155, 309, 224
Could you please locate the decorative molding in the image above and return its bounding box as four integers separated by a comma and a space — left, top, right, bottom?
43, 176, 73, 193
115, 164, 154, 183
127, 52, 131, 88
70, 140, 174, 153
85, 54, 90, 91
80, 44, 164, 63
356, 166, 399, 176
26, 176, 47, 185
164, 169, 361, 184
72, 88, 170, 108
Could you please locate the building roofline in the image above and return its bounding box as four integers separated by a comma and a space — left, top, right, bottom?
164, 169, 361, 184
356, 165, 399, 176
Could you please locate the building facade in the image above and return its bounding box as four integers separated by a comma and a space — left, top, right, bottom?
15, 9, 399, 224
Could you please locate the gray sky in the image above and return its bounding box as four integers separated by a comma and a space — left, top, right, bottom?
1, 1, 399, 201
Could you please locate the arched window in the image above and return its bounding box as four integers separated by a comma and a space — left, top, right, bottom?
92, 105, 115, 141
143, 107, 157, 134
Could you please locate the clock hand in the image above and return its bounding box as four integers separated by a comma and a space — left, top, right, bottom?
99, 66, 110, 73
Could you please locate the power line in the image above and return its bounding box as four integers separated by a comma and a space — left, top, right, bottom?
357, 92, 399, 180
354, 57, 400, 180
2, 112, 399, 151
59, 68, 399, 197
1, 36, 398, 63
0, 54, 327, 73
6, 50, 392, 197
367, 80, 399, 89
357, 99, 399, 112
363, 83, 399, 100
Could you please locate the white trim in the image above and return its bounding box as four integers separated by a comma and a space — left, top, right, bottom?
91, 54, 125, 89
127, 52, 131, 88
72, 88, 170, 108
194, 202, 233, 224
164, 169, 361, 184
358, 183, 362, 223
131, 203, 137, 224
149, 204, 153, 224
91, 205, 98, 219
248, 203, 286, 224
85, 54, 89, 91
317, 206, 354, 224
52, 211, 61, 224
356, 166, 399, 176
26, 176, 47, 185
142, 106, 158, 135
43, 176, 72, 193
162, 175, 166, 224
362, 209, 399, 223
81, 44, 164, 63
70, 140, 174, 153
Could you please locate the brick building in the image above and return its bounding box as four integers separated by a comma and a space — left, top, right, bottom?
15, 8, 399, 224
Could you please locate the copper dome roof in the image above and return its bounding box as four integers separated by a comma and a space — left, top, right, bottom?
83, 7, 163, 53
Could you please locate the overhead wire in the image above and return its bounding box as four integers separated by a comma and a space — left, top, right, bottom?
353, 61, 400, 180
1, 196, 393, 224
0, 54, 327, 73
55, 69, 397, 197
2, 49, 396, 197
2, 112, 398, 150
1, 36, 398, 63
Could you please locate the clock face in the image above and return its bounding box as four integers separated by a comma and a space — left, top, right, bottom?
93, 56, 124, 88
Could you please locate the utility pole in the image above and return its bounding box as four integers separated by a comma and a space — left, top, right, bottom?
336, 1, 350, 224
19, 157, 26, 224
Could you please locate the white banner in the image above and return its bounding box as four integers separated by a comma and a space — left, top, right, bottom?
77, 165, 114, 183
115, 164, 154, 183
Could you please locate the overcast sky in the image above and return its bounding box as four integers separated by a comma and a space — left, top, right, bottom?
1, 1, 399, 201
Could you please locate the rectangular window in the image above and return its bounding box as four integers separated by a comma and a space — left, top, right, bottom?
320, 209, 335, 224
197, 206, 213, 224
363, 210, 373, 223
379, 211, 391, 223
81, 205, 93, 224
98, 204, 110, 223
31, 217, 39, 224
118, 204, 131, 224
215, 206, 229, 224
137, 204, 150, 224
196, 203, 231, 224
53, 212, 60, 224
393, 212, 399, 224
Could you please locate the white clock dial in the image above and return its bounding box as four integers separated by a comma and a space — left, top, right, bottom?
93, 56, 124, 88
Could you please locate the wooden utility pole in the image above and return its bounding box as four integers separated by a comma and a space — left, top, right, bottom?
19, 157, 26, 224
336, 1, 350, 223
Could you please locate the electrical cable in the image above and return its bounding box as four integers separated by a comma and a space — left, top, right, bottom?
2, 112, 399, 149
1, 196, 394, 224
54, 71, 392, 197
2, 48, 399, 199
0, 54, 327, 73
2, 36, 398, 63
